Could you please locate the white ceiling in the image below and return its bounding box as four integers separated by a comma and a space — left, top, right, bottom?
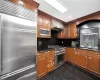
34, 0, 100, 22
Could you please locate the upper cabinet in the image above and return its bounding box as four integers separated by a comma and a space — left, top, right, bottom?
37, 13, 51, 38
58, 22, 77, 39
38, 15, 43, 26
38, 15, 51, 29
43, 16, 51, 30
58, 27, 67, 39
67, 22, 77, 38
58, 30, 64, 38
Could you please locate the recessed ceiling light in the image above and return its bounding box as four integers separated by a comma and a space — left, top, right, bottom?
68, 16, 72, 18
18, 0, 24, 6
44, 0, 67, 13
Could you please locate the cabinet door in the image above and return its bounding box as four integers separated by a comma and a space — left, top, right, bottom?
73, 49, 87, 68
76, 52, 87, 68
87, 55, 100, 74
58, 27, 67, 39
38, 15, 43, 26
43, 17, 51, 30
70, 22, 77, 38
37, 53, 47, 78
65, 48, 74, 62
67, 26, 70, 38
37, 26, 41, 37
64, 27, 68, 38
67, 22, 77, 38
58, 31, 64, 38
47, 51, 55, 72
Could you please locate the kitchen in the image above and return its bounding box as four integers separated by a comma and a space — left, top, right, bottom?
0, 0, 100, 80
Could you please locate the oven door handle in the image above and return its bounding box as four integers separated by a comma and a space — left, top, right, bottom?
55, 53, 64, 56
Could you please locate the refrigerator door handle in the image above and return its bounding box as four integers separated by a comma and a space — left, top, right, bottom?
0, 14, 1, 74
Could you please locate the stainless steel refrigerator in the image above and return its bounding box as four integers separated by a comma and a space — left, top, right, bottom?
0, 0, 37, 80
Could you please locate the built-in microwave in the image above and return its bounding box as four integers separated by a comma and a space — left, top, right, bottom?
40, 28, 51, 36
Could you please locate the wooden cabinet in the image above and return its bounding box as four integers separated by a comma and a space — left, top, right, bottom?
37, 50, 55, 79
87, 54, 100, 74
67, 22, 77, 38
47, 50, 55, 72
37, 14, 51, 38
37, 52, 47, 79
74, 49, 87, 68
58, 27, 67, 38
58, 30, 64, 38
66, 48, 87, 68
65, 48, 75, 62
38, 15, 43, 26
43, 16, 51, 30
58, 22, 77, 39
66, 48, 100, 75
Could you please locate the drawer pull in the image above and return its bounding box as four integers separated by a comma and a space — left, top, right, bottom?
89, 57, 91, 59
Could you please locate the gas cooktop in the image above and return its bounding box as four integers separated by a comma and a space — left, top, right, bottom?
48, 45, 65, 49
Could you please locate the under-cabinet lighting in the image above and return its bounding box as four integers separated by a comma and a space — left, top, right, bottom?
44, 0, 67, 13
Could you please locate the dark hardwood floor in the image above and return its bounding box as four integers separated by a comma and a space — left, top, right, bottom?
40, 63, 100, 80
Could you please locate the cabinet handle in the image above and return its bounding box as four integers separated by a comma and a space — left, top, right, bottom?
85, 56, 87, 58
77, 52, 79, 54
89, 57, 91, 59
75, 52, 77, 54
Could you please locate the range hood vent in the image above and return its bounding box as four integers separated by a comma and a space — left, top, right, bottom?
51, 19, 64, 31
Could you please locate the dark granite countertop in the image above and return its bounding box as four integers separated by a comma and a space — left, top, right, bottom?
67, 46, 100, 52
37, 48, 54, 53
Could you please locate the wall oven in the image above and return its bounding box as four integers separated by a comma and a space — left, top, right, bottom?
40, 28, 51, 36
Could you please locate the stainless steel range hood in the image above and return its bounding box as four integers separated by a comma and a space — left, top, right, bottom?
51, 19, 64, 31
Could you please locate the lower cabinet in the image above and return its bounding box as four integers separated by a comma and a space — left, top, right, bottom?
37, 52, 47, 79
87, 54, 100, 74
65, 48, 75, 62
47, 51, 55, 72
37, 50, 55, 79
74, 49, 87, 68
66, 48, 100, 75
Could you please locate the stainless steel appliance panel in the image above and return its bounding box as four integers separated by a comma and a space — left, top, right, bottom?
40, 28, 51, 36
0, 15, 1, 74
0, 0, 37, 21
1, 65, 36, 80
1, 13, 37, 75
55, 52, 65, 69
